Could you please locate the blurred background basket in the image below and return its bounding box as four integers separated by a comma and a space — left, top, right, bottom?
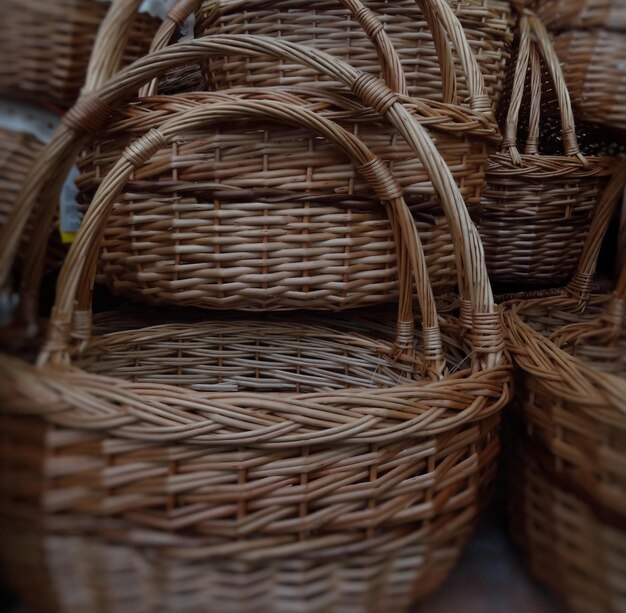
532, 0, 626, 132
0, 0, 160, 108
478, 13, 618, 288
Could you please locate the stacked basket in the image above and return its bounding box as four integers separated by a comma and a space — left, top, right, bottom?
0, 0, 512, 611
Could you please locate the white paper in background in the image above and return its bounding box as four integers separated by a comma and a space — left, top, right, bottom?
0, 100, 83, 236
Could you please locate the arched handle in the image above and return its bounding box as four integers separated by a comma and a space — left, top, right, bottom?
566, 159, 626, 303
139, 0, 201, 97
414, 0, 491, 114
0, 34, 500, 368
39, 99, 444, 377
84, 0, 146, 94
503, 11, 584, 165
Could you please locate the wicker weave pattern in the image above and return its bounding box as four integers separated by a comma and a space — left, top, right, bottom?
197, 0, 512, 110
509, 436, 626, 613
76, 88, 492, 306
479, 13, 618, 286
0, 0, 160, 108
0, 516, 482, 612
533, 0, 626, 29
553, 29, 626, 131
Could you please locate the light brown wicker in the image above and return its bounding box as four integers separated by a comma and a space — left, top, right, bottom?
503, 160, 626, 613
196, 0, 513, 112
74, 85, 497, 308
0, 0, 160, 109
533, 0, 626, 30
0, 95, 510, 611
0, 34, 499, 323
478, 12, 618, 287
552, 28, 626, 132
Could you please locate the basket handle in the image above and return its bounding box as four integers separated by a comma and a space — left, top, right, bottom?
84, 0, 145, 93
565, 159, 626, 302
0, 35, 500, 368
503, 12, 583, 165
39, 99, 445, 377
414, 0, 491, 114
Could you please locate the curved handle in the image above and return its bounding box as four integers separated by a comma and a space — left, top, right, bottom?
139, 0, 202, 97
1, 34, 500, 368
84, 0, 145, 93
503, 12, 583, 164
40, 99, 444, 376
414, 0, 491, 114
565, 159, 626, 303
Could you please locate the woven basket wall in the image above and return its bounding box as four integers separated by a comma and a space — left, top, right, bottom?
0, 0, 160, 108
75, 88, 495, 308
196, 0, 513, 111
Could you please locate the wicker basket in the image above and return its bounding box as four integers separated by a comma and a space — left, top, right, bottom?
552, 28, 626, 132
478, 12, 617, 287
530, 0, 626, 131
533, 0, 626, 29
0, 86, 510, 612
0, 34, 500, 322
75, 86, 496, 308
503, 161, 626, 613
0, 0, 160, 109
196, 0, 513, 112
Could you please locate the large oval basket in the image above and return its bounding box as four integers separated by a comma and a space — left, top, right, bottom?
0, 50, 510, 612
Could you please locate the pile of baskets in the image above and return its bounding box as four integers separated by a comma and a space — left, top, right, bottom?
0, 0, 623, 611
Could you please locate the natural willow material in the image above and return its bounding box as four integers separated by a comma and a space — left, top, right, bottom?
553, 29, 626, 131
503, 161, 626, 613
479, 12, 617, 286
0, 128, 65, 274
0, 34, 498, 326
75, 86, 496, 308
196, 0, 512, 111
0, 95, 509, 611
0, 0, 160, 109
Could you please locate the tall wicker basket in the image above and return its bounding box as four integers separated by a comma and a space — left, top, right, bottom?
478, 12, 617, 287
503, 160, 626, 613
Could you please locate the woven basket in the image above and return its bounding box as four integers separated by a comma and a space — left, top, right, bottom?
0, 0, 160, 109
0, 34, 500, 321
75, 86, 496, 308
479, 12, 617, 287
0, 85, 509, 613
531, 0, 626, 131
552, 28, 626, 132
508, 434, 626, 613
503, 161, 626, 613
196, 0, 513, 112
533, 0, 626, 29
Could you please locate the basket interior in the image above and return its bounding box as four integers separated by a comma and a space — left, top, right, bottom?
74, 318, 471, 393
516, 298, 626, 377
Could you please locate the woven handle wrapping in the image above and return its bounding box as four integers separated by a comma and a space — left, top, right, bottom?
0, 35, 500, 368
503, 11, 583, 165
41, 100, 445, 374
